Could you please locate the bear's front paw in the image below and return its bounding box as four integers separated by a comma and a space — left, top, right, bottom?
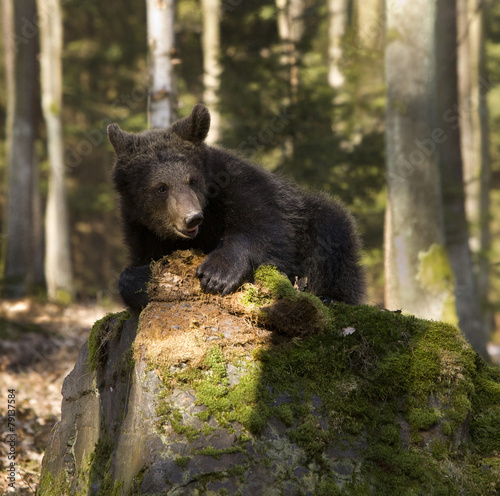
119, 265, 152, 310
196, 252, 251, 296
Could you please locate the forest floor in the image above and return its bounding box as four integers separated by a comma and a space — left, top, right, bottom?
0, 298, 122, 495
0, 297, 499, 495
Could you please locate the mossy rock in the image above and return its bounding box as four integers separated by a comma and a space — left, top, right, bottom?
39, 251, 500, 496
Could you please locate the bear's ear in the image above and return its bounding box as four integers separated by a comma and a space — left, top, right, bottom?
107, 123, 136, 155
171, 104, 211, 144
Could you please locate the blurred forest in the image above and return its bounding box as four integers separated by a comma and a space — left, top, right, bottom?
1, 0, 500, 341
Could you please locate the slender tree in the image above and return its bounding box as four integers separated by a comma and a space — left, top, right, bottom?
2, 0, 14, 156
37, 0, 74, 301
201, 0, 222, 143
2, 0, 39, 297
457, 0, 481, 237
275, 0, 305, 163
457, 0, 492, 339
275, 0, 305, 102
384, 0, 451, 321
328, 0, 348, 90
436, 0, 488, 358
477, 6, 492, 339
146, 0, 176, 128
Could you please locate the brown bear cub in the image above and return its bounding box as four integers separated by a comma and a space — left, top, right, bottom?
108, 104, 365, 310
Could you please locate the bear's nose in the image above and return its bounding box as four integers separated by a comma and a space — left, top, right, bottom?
185, 212, 204, 230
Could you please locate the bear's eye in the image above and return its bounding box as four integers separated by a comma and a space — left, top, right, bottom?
157, 184, 168, 195
189, 177, 197, 187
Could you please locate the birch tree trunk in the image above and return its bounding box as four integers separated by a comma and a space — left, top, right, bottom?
37, 0, 74, 301
275, 0, 305, 162
327, 0, 348, 90
146, 0, 176, 128
457, 0, 481, 245
2, 0, 38, 297
201, 0, 222, 144
436, 0, 488, 358
384, 0, 451, 321
276, 0, 305, 102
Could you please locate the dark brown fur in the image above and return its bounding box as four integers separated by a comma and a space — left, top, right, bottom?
108, 105, 366, 310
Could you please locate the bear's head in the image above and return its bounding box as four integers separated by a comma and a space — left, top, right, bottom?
108, 105, 211, 240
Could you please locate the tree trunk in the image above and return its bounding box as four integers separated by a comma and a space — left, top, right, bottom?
457, 0, 492, 342
436, 0, 488, 358
275, 0, 305, 162
2, 0, 14, 159
457, 0, 481, 247
146, 0, 176, 128
201, 0, 222, 144
37, 0, 74, 301
355, 0, 384, 49
327, 0, 348, 90
477, 6, 493, 342
276, 0, 305, 102
2, 0, 38, 297
384, 0, 451, 321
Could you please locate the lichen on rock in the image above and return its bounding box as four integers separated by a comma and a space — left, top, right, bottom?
38, 250, 500, 495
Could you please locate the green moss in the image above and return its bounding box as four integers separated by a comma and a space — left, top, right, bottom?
430, 439, 449, 461
417, 244, 457, 324
175, 456, 191, 469
171, 409, 201, 442
88, 311, 130, 371
240, 285, 272, 306
88, 436, 115, 496
253, 265, 297, 299
226, 464, 246, 477
117, 347, 135, 379
194, 446, 244, 460
128, 466, 148, 496
155, 399, 173, 433
273, 403, 294, 427
37, 471, 72, 496
408, 408, 442, 431
142, 264, 500, 494
315, 478, 342, 496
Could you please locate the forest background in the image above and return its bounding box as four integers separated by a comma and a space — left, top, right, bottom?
1, 0, 500, 491
1, 0, 500, 349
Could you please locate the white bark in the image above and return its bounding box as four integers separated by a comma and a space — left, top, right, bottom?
384, 0, 450, 320
457, 0, 481, 249
37, 0, 74, 301
276, 0, 305, 99
201, 0, 222, 143
146, 0, 176, 128
328, 0, 348, 90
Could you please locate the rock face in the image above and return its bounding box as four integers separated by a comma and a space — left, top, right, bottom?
39, 251, 500, 495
